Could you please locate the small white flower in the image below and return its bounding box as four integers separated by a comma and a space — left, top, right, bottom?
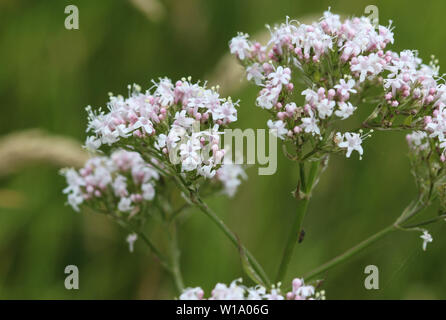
84, 136, 102, 151
300, 113, 320, 136
247, 286, 266, 300
214, 101, 237, 124
216, 164, 247, 197
112, 174, 128, 197
118, 197, 133, 212
67, 192, 83, 212
141, 183, 155, 200
179, 139, 201, 171
267, 119, 288, 140
316, 98, 336, 119
335, 101, 356, 120
336, 132, 364, 159
174, 110, 195, 128
334, 79, 357, 96
268, 66, 291, 86
297, 285, 315, 298
179, 287, 204, 300
351, 54, 383, 82
154, 77, 175, 106
210, 279, 245, 300
420, 230, 433, 251
229, 33, 251, 60
246, 63, 265, 85
301, 89, 319, 105
265, 288, 284, 300
155, 134, 167, 149
126, 233, 138, 253
256, 87, 281, 110
131, 117, 154, 135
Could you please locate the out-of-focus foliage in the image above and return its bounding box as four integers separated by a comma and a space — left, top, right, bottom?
1, 0, 446, 299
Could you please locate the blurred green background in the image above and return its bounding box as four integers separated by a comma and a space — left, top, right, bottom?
1, 0, 446, 299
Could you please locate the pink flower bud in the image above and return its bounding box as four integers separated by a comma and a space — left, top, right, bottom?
277, 112, 286, 120
292, 278, 302, 291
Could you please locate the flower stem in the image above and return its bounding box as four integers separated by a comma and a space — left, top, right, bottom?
304, 224, 396, 280
303, 199, 427, 281
112, 215, 172, 272
169, 222, 185, 292
193, 196, 271, 287
275, 160, 320, 282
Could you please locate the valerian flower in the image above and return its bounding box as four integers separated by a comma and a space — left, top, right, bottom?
61, 149, 159, 214
420, 230, 433, 251
84, 77, 241, 183
229, 9, 444, 161
179, 277, 324, 300
61, 149, 247, 216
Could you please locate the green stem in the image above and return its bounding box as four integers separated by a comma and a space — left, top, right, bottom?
112, 216, 171, 272
275, 198, 309, 282
304, 224, 395, 280
193, 196, 271, 287
402, 214, 446, 229
304, 200, 427, 281
169, 222, 185, 292
275, 160, 320, 282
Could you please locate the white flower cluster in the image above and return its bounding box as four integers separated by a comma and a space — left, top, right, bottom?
85, 77, 239, 178
425, 89, 446, 158
406, 131, 429, 153
61, 149, 159, 213
62, 152, 247, 216
179, 278, 324, 300
230, 10, 446, 161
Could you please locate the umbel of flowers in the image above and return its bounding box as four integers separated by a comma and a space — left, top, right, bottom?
62, 149, 246, 217
62, 77, 269, 295
62, 149, 159, 214
230, 10, 444, 161
85, 77, 238, 179
230, 9, 446, 283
